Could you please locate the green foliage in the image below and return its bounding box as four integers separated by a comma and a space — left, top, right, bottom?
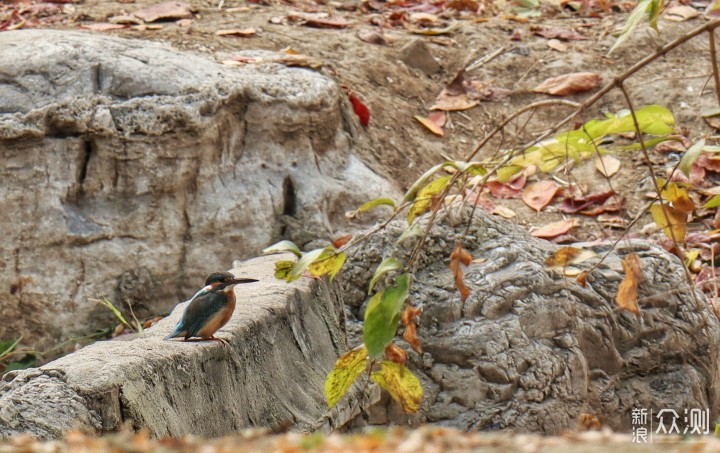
607, 0, 665, 56
407, 176, 452, 224
346, 197, 396, 219
93, 297, 143, 334
369, 257, 403, 293
266, 242, 347, 282
504, 105, 675, 177
364, 274, 410, 358
262, 240, 302, 258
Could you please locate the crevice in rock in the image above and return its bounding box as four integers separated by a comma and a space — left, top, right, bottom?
282, 176, 296, 217
78, 139, 93, 187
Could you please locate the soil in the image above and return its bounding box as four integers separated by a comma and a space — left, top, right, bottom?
15, 0, 720, 242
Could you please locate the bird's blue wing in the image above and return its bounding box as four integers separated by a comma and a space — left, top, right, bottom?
182, 292, 229, 338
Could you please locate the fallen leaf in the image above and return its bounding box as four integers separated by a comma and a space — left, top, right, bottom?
616, 253, 642, 315
357, 29, 388, 45
288, 12, 352, 28
414, 115, 444, 136
403, 21, 459, 35
533, 72, 601, 96
109, 15, 144, 25
576, 269, 589, 286
595, 155, 621, 177
384, 343, 407, 365
547, 39, 567, 52
560, 190, 616, 214
215, 28, 256, 37
332, 234, 353, 248
450, 244, 472, 301
530, 26, 588, 40
522, 180, 559, 212
580, 197, 625, 216
649, 202, 687, 242
408, 12, 439, 25
348, 93, 370, 127
133, 1, 194, 23
401, 306, 422, 353
446, 0, 480, 11
660, 182, 695, 212
544, 246, 597, 268
78, 23, 127, 31
531, 218, 579, 238
665, 5, 701, 21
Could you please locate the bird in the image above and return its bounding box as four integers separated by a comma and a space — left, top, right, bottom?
164, 272, 258, 344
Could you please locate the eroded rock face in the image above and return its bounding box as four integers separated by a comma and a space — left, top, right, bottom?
340, 208, 720, 433
0, 30, 396, 348
0, 255, 357, 439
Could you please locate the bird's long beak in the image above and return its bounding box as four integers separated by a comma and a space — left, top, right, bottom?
218, 278, 259, 290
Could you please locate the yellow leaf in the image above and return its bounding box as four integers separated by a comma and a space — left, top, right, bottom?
324, 345, 368, 408
616, 253, 642, 315
371, 361, 423, 413
274, 260, 295, 280
660, 182, 695, 213
544, 246, 597, 268
407, 175, 452, 224
308, 251, 346, 280
649, 202, 687, 242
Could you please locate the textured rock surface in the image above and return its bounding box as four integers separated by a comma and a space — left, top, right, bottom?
340, 208, 720, 433
0, 255, 358, 439
0, 29, 396, 348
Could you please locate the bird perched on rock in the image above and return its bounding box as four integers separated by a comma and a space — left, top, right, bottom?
164, 272, 258, 344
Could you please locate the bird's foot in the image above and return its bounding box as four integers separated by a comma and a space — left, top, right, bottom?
208, 336, 229, 346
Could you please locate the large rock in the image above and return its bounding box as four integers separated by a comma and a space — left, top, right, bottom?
340, 208, 720, 433
0, 255, 360, 438
0, 30, 396, 348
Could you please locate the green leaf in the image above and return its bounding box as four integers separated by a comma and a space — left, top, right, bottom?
495, 165, 523, 182
369, 257, 403, 293
274, 260, 295, 280
704, 194, 720, 209
371, 361, 423, 413
346, 197, 396, 219
364, 274, 410, 358
407, 175, 452, 224
309, 251, 347, 281
680, 139, 706, 177
324, 345, 368, 408
288, 247, 330, 282
607, 0, 654, 56
402, 163, 445, 204
262, 240, 302, 258
0, 338, 21, 359
633, 105, 675, 135
396, 222, 423, 244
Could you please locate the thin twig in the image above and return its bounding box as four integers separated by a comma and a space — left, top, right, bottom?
710, 29, 720, 107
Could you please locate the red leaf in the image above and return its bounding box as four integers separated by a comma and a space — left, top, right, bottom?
332, 234, 353, 248
533, 72, 601, 96
348, 93, 370, 127
531, 218, 579, 239
522, 180, 559, 212
559, 190, 616, 214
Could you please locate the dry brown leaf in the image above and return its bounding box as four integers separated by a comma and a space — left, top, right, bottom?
332, 234, 353, 248
595, 155, 621, 177
357, 29, 388, 45
522, 180, 559, 212
215, 28, 256, 37
414, 114, 444, 136
109, 15, 143, 25
576, 269, 589, 287
665, 5, 701, 21
133, 1, 194, 22
616, 253, 642, 315
544, 246, 596, 268
547, 39, 567, 52
533, 72, 601, 96
531, 218, 579, 238
401, 306, 423, 353
530, 26, 588, 41
450, 244, 472, 301
384, 343, 407, 366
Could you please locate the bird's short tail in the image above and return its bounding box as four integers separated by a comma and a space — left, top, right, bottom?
164, 323, 185, 341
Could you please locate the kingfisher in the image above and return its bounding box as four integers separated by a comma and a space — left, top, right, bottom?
164, 272, 258, 344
